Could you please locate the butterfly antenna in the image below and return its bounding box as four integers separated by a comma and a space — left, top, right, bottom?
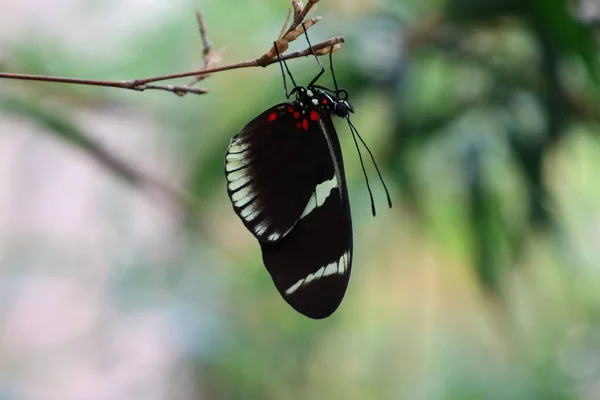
274, 41, 297, 98
302, 22, 325, 87
348, 119, 377, 216
348, 119, 392, 208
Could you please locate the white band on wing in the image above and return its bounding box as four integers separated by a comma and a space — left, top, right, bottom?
300, 175, 338, 219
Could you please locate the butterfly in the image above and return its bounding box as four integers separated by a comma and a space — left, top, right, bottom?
224, 33, 391, 319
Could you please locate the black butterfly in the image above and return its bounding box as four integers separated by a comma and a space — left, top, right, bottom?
225, 33, 391, 319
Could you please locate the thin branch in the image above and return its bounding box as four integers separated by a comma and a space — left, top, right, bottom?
292, 0, 304, 25
0, 2, 338, 95
197, 9, 212, 57
259, 0, 322, 67
0, 72, 209, 94
286, 0, 320, 36
0, 37, 344, 94
146, 84, 208, 96
141, 35, 343, 83
186, 9, 218, 88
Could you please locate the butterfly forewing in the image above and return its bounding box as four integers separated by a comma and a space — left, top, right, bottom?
225, 102, 321, 243
260, 112, 353, 319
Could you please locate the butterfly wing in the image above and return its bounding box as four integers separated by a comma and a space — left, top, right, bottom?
225, 102, 321, 243
260, 113, 353, 319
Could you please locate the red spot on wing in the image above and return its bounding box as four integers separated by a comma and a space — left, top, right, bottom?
293, 111, 300, 119
310, 110, 319, 121
288, 106, 294, 112
322, 98, 328, 104
302, 119, 309, 131
268, 112, 277, 122
296, 122, 301, 129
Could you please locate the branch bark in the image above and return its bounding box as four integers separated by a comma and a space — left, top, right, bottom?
0, 37, 343, 96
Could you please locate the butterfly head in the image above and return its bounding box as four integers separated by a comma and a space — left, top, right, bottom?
333, 99, 353, 118
331, 89, 354, 118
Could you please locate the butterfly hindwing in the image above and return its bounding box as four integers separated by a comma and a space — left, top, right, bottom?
260, 113, 353, 319
225, 102, 321, 243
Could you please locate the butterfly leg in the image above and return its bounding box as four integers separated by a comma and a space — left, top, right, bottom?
274, 41, 299, 99
328, 46, 341, 94
302, 22, 325, 88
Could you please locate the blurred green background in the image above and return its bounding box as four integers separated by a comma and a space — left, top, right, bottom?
2, 0, 600, 398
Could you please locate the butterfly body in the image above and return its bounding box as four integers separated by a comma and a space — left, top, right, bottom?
225, 86, 353, 319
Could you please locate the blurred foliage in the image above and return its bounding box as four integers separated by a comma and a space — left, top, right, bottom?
3, 0, 600, 399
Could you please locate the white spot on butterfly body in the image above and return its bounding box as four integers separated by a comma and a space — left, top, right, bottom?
300, 176, 339, 219
268, 232, 282, 241
229, 177, 252, 195
285, 279, 304, 296
226, 152, 247, 161
302, 196, 317, 218
246, 209, 260, 222
231, 186, 253, 202
228, 179, 249, 191
240, 203, 257, 218
234, 193, 255, 208
227, 168, 249, 182
313, 266, 330, 282
226, 160, 247, 172
228, 141, 249, 154
324, 262, 338, 277
255, 222, 268, 236
338, 252, 351, 274
284, 251, 350, 296
305, 265, 327, 285
315, 267, 326, 279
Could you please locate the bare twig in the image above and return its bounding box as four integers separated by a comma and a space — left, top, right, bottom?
142, 35, 342, 82
146, 84, 208, 95
292, 0, 303, 21
258, 16, 323, 65
185, 9, 218, 89
259, 0, 324, 67
0, 37, 344, 93
286, 0, 320, 36
0, 2, 340, 96
315, 43, 341, 56
197, 9, 212, 57
0, 72, 210, 95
